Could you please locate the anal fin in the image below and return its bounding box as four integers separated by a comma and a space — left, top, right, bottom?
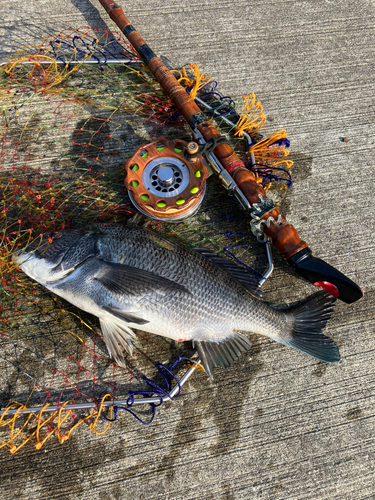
193, 333, 252, 379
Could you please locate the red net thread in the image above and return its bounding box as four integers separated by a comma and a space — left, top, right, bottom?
0, 27, 197, 452
0, 26, 291, 451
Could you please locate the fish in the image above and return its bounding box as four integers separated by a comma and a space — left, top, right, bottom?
12, 223, 340, 378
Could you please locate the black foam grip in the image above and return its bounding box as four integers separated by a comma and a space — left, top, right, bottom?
288, 249, 363, 304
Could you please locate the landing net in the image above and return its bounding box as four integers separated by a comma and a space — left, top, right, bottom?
0, 27, 292, 452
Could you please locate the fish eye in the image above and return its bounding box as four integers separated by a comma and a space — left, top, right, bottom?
49, 231, 62, 240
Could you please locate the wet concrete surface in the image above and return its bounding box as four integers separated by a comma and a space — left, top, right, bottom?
0, 1, 374, 499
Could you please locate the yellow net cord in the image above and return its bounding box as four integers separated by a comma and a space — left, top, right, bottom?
0, 394, 114, 453
187, 362, 205, 371
248, 130, 293, 190
2, 55, 81, 92
234, 93, 266, 137
249, 130, 293, 165
172, 63, 212, 100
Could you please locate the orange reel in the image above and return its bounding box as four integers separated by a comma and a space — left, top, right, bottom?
125, 138, 207, 221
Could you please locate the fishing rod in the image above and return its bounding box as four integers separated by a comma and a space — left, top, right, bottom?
97, 0, 362, 304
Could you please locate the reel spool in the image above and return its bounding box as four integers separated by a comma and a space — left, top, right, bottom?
125, 138, 208, 221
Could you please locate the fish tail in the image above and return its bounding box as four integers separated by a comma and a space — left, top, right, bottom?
282, 290, 340, 362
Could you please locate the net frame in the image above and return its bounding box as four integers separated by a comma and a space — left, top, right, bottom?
0, 25, 291, 452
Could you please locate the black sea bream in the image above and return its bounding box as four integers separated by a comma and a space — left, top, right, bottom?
13, 224, 339, 378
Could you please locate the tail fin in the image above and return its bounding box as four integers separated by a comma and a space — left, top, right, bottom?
282, 291, 340, 362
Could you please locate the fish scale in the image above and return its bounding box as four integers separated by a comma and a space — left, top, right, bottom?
14, 223, 340, 379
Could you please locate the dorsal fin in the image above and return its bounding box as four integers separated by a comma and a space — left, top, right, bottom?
194, 249, 263, 299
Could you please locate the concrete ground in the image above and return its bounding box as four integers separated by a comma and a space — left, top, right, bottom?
0, 0, 374, 499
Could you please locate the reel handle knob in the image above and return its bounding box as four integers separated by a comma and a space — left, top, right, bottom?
187, 142, 199, 155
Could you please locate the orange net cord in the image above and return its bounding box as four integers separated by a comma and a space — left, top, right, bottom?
250, 130, 293, 167
0, 393, 114, 453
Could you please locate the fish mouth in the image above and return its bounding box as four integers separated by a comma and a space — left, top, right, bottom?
12, 249, 34, 266
11, 238, 77, 285
11, 238, 51, 267
12, 233, 73, 270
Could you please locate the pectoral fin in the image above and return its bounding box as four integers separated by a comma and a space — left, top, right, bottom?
102, 305, 149, 325
95, 260, 191, 297
193, 333, 252, 379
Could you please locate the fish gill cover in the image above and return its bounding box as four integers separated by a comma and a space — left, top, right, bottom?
0, 27, 292, 452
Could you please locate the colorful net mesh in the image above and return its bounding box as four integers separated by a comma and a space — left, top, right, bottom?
0, 26, 292, 452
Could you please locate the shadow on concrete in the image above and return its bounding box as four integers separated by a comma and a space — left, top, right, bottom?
70, 0, 109, 31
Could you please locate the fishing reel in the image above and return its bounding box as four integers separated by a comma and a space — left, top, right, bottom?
125, 138, 208, 221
